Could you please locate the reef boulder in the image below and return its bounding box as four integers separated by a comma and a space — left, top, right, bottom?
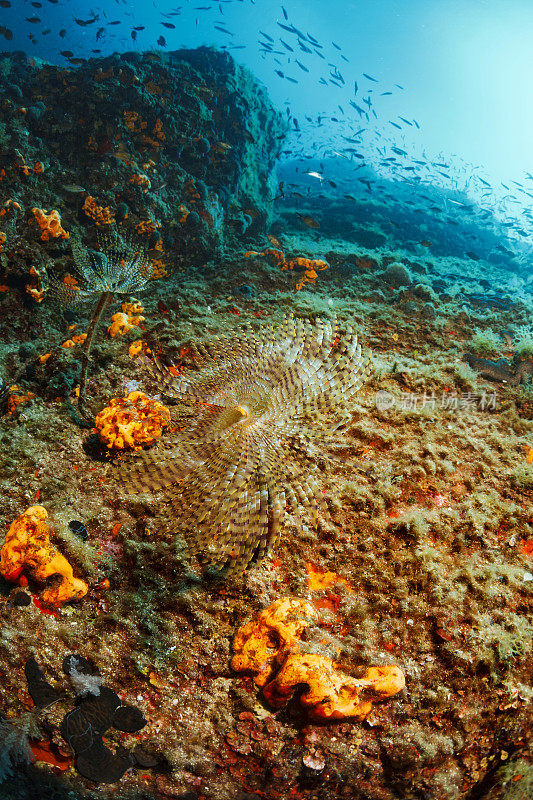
0, 46, 286, 273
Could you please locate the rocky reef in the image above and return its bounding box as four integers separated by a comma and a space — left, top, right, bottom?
0, 45, 285, 283
0, 46, 532, 800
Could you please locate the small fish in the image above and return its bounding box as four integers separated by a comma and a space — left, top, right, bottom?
363, 72, 378, 81
25, 16, 41, 23
74, 16, 98, 26
267, 233, 283, 248
161, 21, 176, 28
277, 21, 295, 34
0, 1, 11, 7
305, 171, 324, 180
61, 184, 86, 193
96, 27, 104, 40
157, 35, 167, 46
359, 178, 373, 192
60, 50, 74, 57
111, 148, 138, 167
295, 212, 320, 228
419, 240, 432, 248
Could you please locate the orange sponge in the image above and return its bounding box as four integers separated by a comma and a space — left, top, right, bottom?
0, 506, 88, 607
94, 390, 170, 450
231, 598, 318, 687
82, 195, 115, 226
244, 248, 328, 290
232, 597, 405, 721
121, 300, 144, 317
31, 208, 69, 241
262, 654, 405, 721
108, 300, 145, 337
6, 385, 35, 414
108, 312, 134, 338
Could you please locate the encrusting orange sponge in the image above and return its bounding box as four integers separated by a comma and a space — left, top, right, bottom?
0, 506, 88, 607
262, 654, 405, 721
231, 598, 318, 687
6, 385, 35, 414
128, 339, 151, 358
30, 208, 69, 241
232, 597, 405, 721
244, 248, 329, 290
94, 390, 170, 450
108, 300, 145, 337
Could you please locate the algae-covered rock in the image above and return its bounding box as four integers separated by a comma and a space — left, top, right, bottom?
0, 47, 286, 276
381, 262, 412, 287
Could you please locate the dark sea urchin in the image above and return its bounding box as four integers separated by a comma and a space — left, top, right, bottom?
118, 315, 371, 576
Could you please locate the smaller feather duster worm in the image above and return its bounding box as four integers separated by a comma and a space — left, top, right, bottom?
51, 228, 154, 415
118, 315, 371, 576
52, 229, 153, 305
